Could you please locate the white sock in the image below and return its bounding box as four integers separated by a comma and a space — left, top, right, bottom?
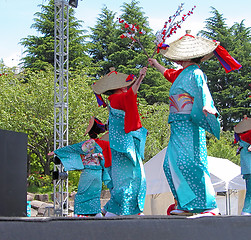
105, 211, 118, 217
95, 213, 103, 218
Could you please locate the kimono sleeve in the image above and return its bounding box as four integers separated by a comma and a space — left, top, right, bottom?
54, 142, 86, 171
164, 69, 183, 83
190, 69, 221, 139
109, 88, 142, 133
100, 158, 111, 186
123, 88, 142, 133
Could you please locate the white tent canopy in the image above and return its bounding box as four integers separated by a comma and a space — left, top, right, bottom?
144, 147, 170, 195
207, 156, 245, 192
144, 147, 245, 195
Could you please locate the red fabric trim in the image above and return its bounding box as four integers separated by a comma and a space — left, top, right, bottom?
94, 138, 112, 168
108, 71, 117, 76
179, 34, 195, 40
166, 204, 176, 215
108, 88, 142, 133
214, 45, 242, 73
239, 130, 251, 145
201, 211, 216, 215
164, 68, 183, 83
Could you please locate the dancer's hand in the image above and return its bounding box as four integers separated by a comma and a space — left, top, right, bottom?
48, 151, 55, 156
132, 67, 148, 94
139, 66, 147, 78
203, 106, 217, 117
148, 58, 166, 74
148, 58, 158, 67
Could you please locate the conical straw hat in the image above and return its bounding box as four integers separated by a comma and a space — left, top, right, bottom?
234, 117, 251, 133
84, 116, 95, 136
160, 30, 219, 62
92, 67, 136, 95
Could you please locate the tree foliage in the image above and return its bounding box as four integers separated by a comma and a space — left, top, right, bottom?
0, 65, 107, 175
0, 63, 171, 175
88, 0, 172, 104
88, 6, 119, 76
199, 7, 251, 130
2, 2, 251, 188
207, 131, 240, 166
20, 0, 91, 71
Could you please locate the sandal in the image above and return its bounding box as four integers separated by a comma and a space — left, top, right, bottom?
188, 208, 220, 218
170, 209, 193, 216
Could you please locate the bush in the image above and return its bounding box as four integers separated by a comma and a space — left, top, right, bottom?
27, 173, 53, 193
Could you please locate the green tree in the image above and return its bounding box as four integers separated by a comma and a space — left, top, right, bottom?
207, 131, 240, 165
199, 7, 251, 130
88, 6, 119, 76
116, 0, 172, 104
20, 0, 91, 71
0, 68, 55, 175
140, 101, 170, 161
88, 0, 171, 104
0, 66, 108, 176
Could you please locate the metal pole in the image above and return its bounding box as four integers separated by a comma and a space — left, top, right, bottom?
225, 191, 228, 215
53, 0, 69, 217
228, 190, 231, 215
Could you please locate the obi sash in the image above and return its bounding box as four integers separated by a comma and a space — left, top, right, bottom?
169, 93, 194, 114
80, 153, 102, 166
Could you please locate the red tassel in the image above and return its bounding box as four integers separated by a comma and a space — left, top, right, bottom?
214, 45, 242, 73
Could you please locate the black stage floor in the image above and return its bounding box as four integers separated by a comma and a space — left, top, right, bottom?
0, 215, 250, 240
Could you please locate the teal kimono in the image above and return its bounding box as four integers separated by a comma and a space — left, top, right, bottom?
54, 140, 111, 215
163, 65, 220, 213
239, 139, 251, 213
104, 106, 147, 215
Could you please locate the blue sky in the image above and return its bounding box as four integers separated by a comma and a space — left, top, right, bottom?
1, 0, 250, 67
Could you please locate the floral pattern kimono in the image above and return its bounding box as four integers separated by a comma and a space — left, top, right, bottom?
54, 139, 111, 215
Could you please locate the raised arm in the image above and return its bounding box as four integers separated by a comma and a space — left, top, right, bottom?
131, 67, 147, 94
148, 58, 166, 75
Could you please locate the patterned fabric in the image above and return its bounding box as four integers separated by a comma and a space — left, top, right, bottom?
74, 168, 103, 215
239, 140, 251, 175
54, 140, 111, 215
104, 106, 147, 215
163, 64, 220, 213
242, 174, 251, 213
169, 93, 194, 114
239, 140, 251, 214
81, 153, 102, 166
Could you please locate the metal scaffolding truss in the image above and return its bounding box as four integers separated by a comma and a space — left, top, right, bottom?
53, 0, 69, 217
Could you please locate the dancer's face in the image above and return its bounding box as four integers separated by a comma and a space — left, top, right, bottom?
114, 87, 128, 94
120, 87, 128, 93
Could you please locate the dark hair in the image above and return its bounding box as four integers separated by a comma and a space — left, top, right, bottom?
103, 90, 115, 96
191, 57, 203, 64
88, 132, 98, 139
87, 117, 106, 139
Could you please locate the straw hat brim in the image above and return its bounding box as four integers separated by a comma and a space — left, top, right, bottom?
92, 71, 136, 95
84, 116, 95, 136
234, 118, 251, 133
160, 35, 219, 62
